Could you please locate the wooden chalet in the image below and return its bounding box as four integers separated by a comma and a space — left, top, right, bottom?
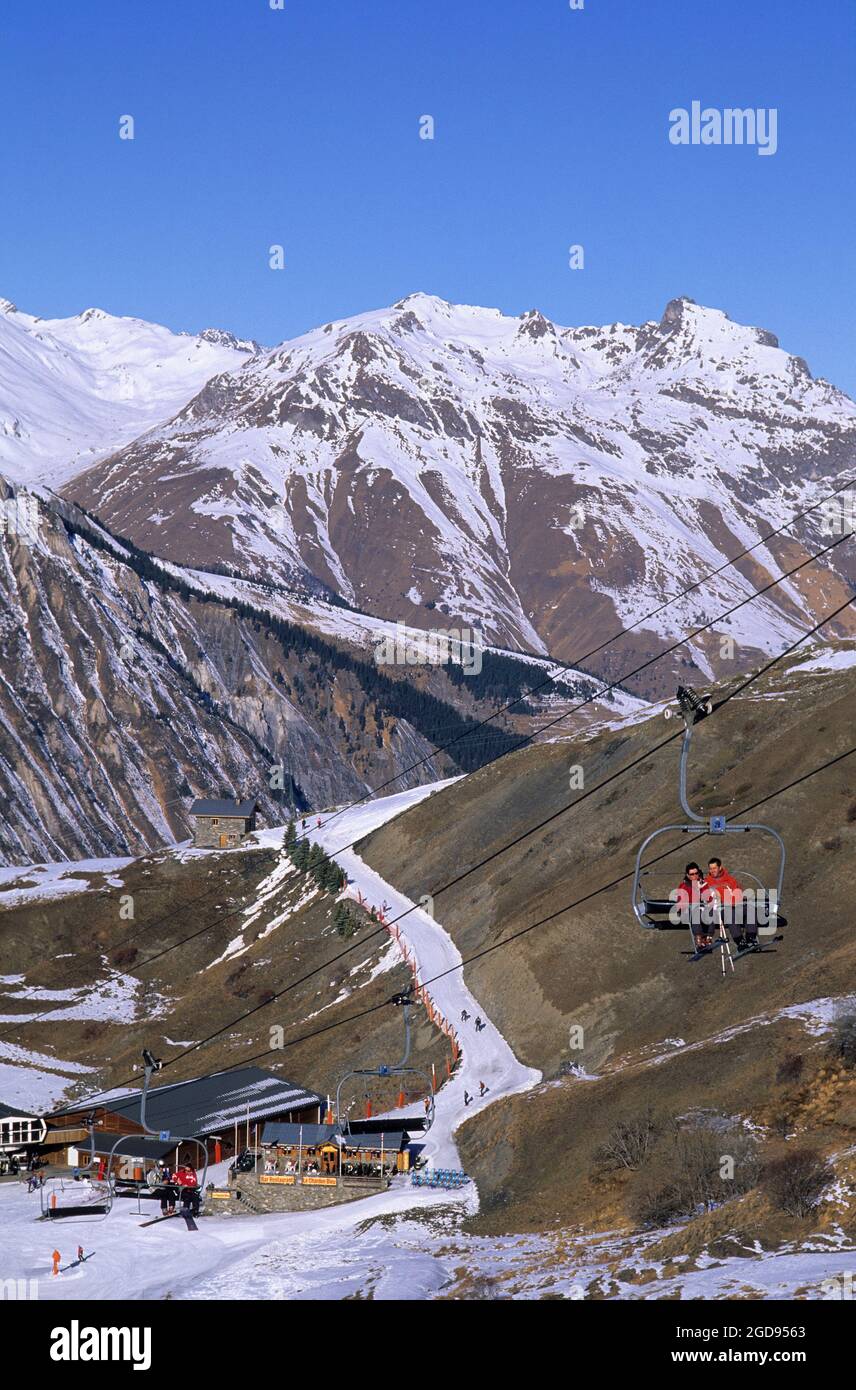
259, 1122, 411, 1179
42, 1067, 323, 1174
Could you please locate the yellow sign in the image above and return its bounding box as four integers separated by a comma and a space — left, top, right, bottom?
210, 1190, 232, 1200
260, 1174, 296, 1185
301, 1175, 337, 1187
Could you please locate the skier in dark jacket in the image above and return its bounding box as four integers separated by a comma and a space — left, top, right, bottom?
158, 1165, 177, 1215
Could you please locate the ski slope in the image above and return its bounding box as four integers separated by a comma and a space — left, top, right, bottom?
306, 787, 542, 1166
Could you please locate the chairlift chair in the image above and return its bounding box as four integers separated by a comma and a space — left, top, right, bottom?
39, 1112, 114, 1222
336, 992, 436, 1134
631, 686, 787, 961
129, 1051, 209, 1211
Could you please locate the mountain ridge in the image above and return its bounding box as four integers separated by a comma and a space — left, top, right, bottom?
56, 290, 856, 697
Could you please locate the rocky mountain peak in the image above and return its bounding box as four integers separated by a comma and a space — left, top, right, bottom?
517, 309, 555, 341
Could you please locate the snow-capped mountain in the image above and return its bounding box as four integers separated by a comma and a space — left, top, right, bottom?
0, 298, 257, 486
62, 293, 856, 696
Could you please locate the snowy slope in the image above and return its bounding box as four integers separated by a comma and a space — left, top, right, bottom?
0, 298, 256, 486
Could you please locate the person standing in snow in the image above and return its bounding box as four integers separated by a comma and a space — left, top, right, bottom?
463, 1090, 472, 1106
479, 1080, 489, 1097
474, 1016, 485, 1032
461, 1009, 470, 1023
157, 1165, 177, 1215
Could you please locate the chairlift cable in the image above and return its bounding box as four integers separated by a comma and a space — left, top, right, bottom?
15, 528, 850, 1040
72, 592, 854, 1106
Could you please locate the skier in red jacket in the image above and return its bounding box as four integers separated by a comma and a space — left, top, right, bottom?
706, 858, 751, 948
705, 858, 742, 907
675, 862, 716, 948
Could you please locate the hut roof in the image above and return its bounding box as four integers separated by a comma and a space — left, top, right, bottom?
261, 1122, 408, 1151
0, 1101, 41, 1121
51, 1068, 322, 1140
89, 1133, 176, 1161
340, 1131, 408, 1152
261, 1122, 339, 1147
190, 798, 257, 818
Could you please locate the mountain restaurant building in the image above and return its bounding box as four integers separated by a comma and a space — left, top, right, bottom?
216, 1123, 412, 1213
42, 1067, 323, 1172
0, 1102, 47, 1172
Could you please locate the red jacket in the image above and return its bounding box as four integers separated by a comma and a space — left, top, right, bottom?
674, 878, 715, 926
705, 867, 742, 906
174, 1166, 198, 1188
675, 879, 713, 909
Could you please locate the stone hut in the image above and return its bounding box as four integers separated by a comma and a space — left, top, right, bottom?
190, 797, 258, 849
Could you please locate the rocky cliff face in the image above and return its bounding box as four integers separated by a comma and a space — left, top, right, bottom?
0, 482, 630, 865
62, 293, 856, 697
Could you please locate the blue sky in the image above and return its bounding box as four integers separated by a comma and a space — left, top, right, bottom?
1, 0, 854, 390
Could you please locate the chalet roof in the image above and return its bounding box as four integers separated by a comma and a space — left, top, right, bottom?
340, 1131, 408, 1152
262, 1122, 339, 1147
51, 1068, 322, 1141
89, 1132, 175, 1161
190, 798, 258, 818
261, 1122, 409, 1151
0, 1101, 40, 1121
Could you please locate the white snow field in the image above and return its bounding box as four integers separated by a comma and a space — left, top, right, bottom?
0, 299, 254, 486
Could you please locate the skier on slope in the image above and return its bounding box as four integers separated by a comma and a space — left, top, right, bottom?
463, 1091, 472, 1107
479, 1080, 489, 1098
461, 1009, 470, 1023
474, 1016, 485, 1032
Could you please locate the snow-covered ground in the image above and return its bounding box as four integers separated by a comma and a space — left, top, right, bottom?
0, 299, 253, 486
0, 856, 133, 908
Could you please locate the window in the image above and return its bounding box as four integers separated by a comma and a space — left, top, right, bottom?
211, 818, 219, 826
